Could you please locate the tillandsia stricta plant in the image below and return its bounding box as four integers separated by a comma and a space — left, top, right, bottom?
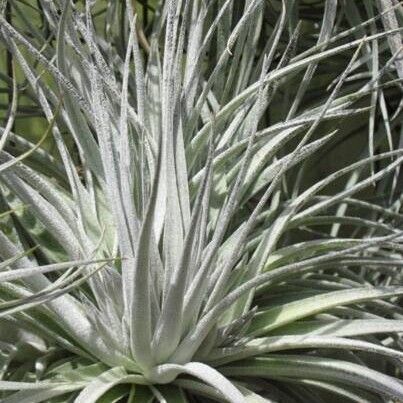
0, 0, 403, 401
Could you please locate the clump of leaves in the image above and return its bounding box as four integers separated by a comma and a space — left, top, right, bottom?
0, 0, 403, 402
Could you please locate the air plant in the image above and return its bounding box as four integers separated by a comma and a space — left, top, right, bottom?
0, 0, 402, 402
